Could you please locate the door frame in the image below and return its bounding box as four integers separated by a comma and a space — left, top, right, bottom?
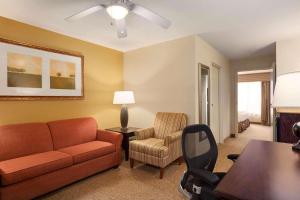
211, 63, 221, 143
197, 62, 221, 143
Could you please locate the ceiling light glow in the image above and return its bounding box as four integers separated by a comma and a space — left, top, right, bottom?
106, 5, 128, 20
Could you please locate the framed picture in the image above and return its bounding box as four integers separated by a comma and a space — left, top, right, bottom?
0, 38, 84, 100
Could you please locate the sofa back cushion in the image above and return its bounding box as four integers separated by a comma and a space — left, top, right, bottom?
48, 118, 98, 149
154, 112, 187, 139
0, 123, 53, 161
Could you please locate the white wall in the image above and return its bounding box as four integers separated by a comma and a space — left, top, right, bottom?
124, 36, 196, 128
195, 36, 231, 142
230, 55, 275, 134
231, 55, 275, 72
124, 35, 231, 143
277, 37, 300, 75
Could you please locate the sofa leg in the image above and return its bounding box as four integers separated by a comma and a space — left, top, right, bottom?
160, 168, 164, 179
113, 165, 119, 169
130, 158, 134, 168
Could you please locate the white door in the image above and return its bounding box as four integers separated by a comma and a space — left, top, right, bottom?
210, 65, 220, 143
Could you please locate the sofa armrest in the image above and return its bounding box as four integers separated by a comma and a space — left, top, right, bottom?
164, 131, 182, 146
97, 129, 123, 149
135, 127, 155, 140
0, 169, 2, 186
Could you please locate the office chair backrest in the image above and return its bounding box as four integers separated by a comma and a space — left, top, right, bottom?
182, 124, 218, 172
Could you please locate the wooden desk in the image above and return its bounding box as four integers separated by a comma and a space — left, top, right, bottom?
215, 140, 300, 200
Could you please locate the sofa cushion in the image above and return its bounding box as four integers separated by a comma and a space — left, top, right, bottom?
0, 123, 53, 161
58, 141, 115, 164
48, 118, 98, 149
130, 138, 169, 158
0, 151, 73, 185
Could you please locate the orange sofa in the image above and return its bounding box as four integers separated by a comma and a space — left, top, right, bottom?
0, 117, 123, 200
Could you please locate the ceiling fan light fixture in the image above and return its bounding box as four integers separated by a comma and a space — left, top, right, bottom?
106, 5, 128, 20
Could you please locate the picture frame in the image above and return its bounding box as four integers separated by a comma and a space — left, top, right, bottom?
0, 38, 84, 100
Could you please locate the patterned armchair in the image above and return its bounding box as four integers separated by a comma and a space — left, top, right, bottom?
129, 112, 187, 178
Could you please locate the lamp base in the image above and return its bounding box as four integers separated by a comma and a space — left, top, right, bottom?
120, 105, 128, 130
292, 140, 300, 151
292, 122, 300, 152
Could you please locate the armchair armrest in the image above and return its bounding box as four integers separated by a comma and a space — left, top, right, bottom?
135, 127, 155, 140
227, 154, 239, 162
164, 131, 182, 146
190, 169, 220, 186
97, 129, 123, 149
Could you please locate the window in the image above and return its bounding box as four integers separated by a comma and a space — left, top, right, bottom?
238, 82, 261, 122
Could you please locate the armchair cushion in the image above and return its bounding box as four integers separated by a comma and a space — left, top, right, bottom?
164, 131, 182, 146
130, 138, 168, 158
154, 112, 187, 139
135, 128, 155, 140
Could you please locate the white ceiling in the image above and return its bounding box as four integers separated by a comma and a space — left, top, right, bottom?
1, 0, 300, 60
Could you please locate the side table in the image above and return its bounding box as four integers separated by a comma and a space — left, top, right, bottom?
106, 127, 140, 161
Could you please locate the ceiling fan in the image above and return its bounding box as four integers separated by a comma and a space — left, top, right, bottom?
65, 0, 172, 38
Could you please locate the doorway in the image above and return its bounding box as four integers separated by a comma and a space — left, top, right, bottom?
236, 69, 274, 141
198, 64, 220, 143
199, 65, 210, 125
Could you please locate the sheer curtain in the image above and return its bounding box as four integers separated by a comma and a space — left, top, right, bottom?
238, 82, 261, 122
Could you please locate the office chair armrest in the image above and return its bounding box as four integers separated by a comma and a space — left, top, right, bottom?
135, 128, 155, 140
164, 131, 182, 146
227, 154, 239, 162
191, 169, 220, 186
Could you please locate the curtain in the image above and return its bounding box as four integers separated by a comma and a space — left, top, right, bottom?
261, 81, 271, 126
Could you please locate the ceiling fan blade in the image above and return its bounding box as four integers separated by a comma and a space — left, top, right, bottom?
115, 19, 127, 38
131, 4, 171, 29
65, 5, 104, 22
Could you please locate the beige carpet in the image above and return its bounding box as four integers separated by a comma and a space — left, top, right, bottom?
40, 124, 273, 200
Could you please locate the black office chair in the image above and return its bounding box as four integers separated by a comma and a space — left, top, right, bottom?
179, 124, 239, 200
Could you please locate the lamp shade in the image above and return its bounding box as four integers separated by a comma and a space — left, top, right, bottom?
273, 71, 300, 108
113, 91, 135, 105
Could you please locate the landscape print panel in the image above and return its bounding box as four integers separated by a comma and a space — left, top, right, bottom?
50, 59, 76, 90
7, 52, 42, 88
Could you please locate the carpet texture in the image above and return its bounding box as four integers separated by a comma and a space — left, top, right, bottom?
40, 124, 273, 200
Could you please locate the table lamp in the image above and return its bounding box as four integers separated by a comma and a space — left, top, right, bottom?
273, 71, 300, 151
113, 91, 135, 131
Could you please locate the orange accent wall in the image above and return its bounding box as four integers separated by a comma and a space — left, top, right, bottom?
0, 17, 123, 128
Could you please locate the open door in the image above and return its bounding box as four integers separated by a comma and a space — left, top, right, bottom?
210, 64, 220, 143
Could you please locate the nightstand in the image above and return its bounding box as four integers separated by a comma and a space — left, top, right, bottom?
106, 127, 140, 161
